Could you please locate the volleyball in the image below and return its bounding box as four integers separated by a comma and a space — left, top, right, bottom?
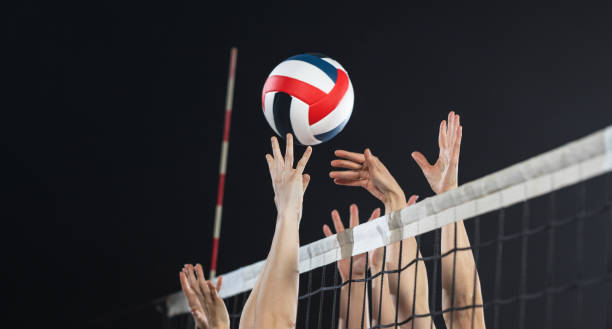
261, 53, 354, 145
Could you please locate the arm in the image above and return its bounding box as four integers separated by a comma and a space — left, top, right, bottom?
323, 205, 377, 329
385, 197, 433, 329
179, 264, 230, 329
239, 134, 312, 329
330, 150, 435, 329
412, 111, 485, 329
368, 204, 416, 329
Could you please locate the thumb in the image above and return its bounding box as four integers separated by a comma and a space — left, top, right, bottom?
407, 195, 419, 206
364, 148, 375, 165
302, 174, 311, 192
368, 208, 381, 221
411, 151, 432, 173
215, 276, 223, 292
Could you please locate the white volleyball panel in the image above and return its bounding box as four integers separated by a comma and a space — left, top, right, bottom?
289, 98, 321, 146
263, 92, 280, 136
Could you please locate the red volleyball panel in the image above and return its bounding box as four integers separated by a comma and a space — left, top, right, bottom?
308, 69, 349, 125
262, 75, 327, 108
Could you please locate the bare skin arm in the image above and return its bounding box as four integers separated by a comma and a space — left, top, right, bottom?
323, 205, 378, 329
367, 197, 428, 329
412, 111, 485, 329
238, 134, 312, 329
330, 150, 434, 329
367, 217, 397, 328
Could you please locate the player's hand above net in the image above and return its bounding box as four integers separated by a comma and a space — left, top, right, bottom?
265, 134, 312, 219
323, 204, 380, 281
412, 111, 463, 195
179, 264, 230, 329
330, 149, 406, 210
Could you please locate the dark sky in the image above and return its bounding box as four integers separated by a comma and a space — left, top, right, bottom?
5, 2, 612, 328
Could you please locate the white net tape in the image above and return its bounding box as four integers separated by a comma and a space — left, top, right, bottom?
166, 125, 612, 317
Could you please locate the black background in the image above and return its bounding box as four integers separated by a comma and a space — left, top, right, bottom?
5, 2, 612, 328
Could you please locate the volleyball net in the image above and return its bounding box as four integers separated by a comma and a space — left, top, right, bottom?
164, 125, 612, 329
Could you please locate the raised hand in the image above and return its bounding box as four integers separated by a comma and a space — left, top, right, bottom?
411, 111, 463, 194
368, 195, 419, 272
179, 264, 230, 329
265, 134, 312, 218
323, 204, 380, 281
330, 149, 406, 209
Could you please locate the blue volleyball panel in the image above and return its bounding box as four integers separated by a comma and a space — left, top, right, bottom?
286, 54, 338, 83
314, 117, 350, 143
272, 92, 295, 138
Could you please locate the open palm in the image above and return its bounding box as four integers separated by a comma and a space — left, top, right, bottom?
330, 149, 404, 203
323, 204, 380, 281
179, 264, 230, 329
411, 111, 463, 195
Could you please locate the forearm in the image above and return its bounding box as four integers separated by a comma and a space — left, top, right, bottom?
370, 264, 396, 327
384, 193, 434, 328
338, 274, 370, 329
242, 212, 300, 329
440, 220, 484, 327
387, 240, 432, 329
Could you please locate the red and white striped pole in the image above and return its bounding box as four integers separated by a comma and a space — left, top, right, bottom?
210, 47, 237, 279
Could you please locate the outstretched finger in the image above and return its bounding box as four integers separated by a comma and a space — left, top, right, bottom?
195, 264, 212, 303
448, 112, 458, 146
451, 126, 463, 165
265, 154, 274, 174
411, 151, 432, 174
180, 272, 200, 308
330, 159, 362, 170
439, 120, 447, 149
323, 224, 334, 237
368, 208, 381, 221
296, 146, 312, 174
329, 170, 361, 180
271, 136, 283, 166
331, 210, 345, 233
185, 265, 198, 293
334, 150, 365, 163
285, 133, 294, 168
407, 194, 419, 206
215, 275, 223, 293
349, 204, 359, 228
332, 178, 364, 187
207, 281, 222, 301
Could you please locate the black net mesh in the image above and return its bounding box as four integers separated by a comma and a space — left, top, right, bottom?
169, 172, 612, 329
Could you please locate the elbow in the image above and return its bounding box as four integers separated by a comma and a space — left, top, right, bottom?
257, 312, 297, 329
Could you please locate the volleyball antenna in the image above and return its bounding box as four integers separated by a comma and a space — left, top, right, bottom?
210, 47, 238, 279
